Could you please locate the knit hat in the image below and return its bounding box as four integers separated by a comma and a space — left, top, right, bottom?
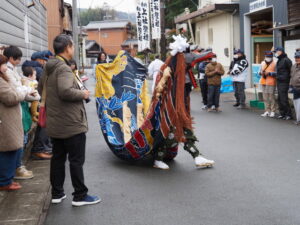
264, 51, 273, 57
234, 49, 244, 55
274, 47, 285, 52
295, 51, 300, 58
31, 51, 48, 61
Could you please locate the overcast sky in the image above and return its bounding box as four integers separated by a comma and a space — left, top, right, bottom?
65, 0, 137, 13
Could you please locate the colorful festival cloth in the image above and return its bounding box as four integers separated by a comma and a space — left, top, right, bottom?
95, 50, 213, 161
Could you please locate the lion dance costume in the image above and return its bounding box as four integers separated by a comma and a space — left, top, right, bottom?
95, 35, 215, 169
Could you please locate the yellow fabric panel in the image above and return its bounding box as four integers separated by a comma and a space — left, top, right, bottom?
95, 51, 128, 99
140, 80, 150, 116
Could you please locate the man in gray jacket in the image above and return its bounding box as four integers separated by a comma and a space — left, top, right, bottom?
290, 51, 300, 125
39, 34, 100, 206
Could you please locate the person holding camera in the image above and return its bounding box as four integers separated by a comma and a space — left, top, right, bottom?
38, 34, 100, 207
259, 51, 277, 118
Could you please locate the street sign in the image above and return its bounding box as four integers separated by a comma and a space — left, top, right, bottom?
250, 0, 267, 12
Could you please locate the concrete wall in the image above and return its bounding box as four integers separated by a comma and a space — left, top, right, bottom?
0, 0, 48, 62
195, 13, 239, 68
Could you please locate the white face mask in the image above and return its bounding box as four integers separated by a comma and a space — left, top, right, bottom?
211, 58, 217, 63
234, 54, 239, 59
265, 58, 272, 62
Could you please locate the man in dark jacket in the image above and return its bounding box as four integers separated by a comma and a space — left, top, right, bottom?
275, 47, 293, 120
38, 34, 100, 207
198, 59, 210, 109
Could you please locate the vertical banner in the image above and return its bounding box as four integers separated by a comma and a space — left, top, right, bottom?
150, 0, 161, 39
136, 0, 150, 52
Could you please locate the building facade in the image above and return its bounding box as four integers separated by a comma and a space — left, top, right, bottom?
239, 0, 289, 87
175, 0, 240, 68
40, 0, 73, 53
0, 0, 48, 61
273, 0, 300, 63
84, 20, 134, 56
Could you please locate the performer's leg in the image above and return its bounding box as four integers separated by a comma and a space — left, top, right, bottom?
183, 129, 215, 168
153, 146, 169, 170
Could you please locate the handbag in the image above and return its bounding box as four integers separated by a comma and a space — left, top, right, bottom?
38, 76, 47, 128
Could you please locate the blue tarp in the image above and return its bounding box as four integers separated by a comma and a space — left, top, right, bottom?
221, 76, 234, 93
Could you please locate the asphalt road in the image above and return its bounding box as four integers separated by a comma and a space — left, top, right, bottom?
45, 75, 300, 225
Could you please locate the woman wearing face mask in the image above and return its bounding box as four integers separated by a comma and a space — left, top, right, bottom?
259, 51, 277, 118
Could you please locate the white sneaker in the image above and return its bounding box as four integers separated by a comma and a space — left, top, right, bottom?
261, 111, 269, 117
201, 105, 208, 110
153, 160, 170, 170
211, 105, 216, 110
269, 112, 275, 118
195, 156, 215, 168
52, 194, 67, 204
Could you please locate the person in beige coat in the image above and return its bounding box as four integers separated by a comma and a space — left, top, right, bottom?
3, 46, 37, 180
0, 55, 26, 191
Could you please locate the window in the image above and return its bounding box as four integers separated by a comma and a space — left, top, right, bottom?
102, 33, 108, 38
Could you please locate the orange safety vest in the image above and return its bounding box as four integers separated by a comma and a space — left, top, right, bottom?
259, 61, 276, 86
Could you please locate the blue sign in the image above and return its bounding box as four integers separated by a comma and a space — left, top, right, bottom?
252, 64, 261, 85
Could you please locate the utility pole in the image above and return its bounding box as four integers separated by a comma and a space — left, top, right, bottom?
160, 0, 166, 61
72, 0, 79, 65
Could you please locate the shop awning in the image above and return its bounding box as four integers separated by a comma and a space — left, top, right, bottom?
272, 22, 300, 30
175, 3, 239, 24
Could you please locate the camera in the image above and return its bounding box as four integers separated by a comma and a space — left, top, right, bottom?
80, 86, 91, 104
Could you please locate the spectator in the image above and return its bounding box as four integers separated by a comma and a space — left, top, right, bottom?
259, 51, 277, 118
69, 59, 78, 72
205, 55, 225, 112
184, 46, 198, 111
97, 52, 108, 64
274, 47, 293, 120
23, 52, 53, 160
198, 58, 211, 110
3, 46, 36, 180
229, 49, 249, 109
0, 54, 27, 191
148, 55, 164, 93
22, 51, 47, 81
290, 51, 300, 125
22, 66, 52, 160
38, 34, 100, 206
41, 50, 54, 59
